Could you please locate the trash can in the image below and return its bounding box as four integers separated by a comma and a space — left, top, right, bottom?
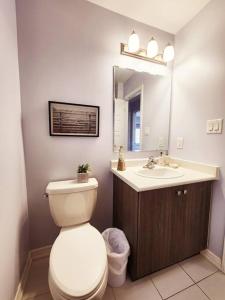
102, 228, 130, 287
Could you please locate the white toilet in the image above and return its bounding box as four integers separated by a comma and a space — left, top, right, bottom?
46, 178, 108, 300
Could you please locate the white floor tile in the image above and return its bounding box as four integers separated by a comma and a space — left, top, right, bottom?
151, 264, 194, 299
198, 271, 225, 300
23, 256, 225, 300
180, 255, 218, 282
168, 285, 208, 300
113, 276, 161, 300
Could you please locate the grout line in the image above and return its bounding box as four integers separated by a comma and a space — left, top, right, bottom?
165, 284, 211, 300
196, 270, 219, 285
178, 256, 219, 284
178, 263, 219, 300
196, 270, 219, 284
164, 283, 195, 300
196, 284, 212, 300
151, 264, 196, 300
178, 263, 196, 284
166, 284, 195, 299
149, 277, 163, 299
178, 261, 219, 284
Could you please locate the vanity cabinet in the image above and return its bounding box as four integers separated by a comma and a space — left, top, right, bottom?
113, 175, 212, 280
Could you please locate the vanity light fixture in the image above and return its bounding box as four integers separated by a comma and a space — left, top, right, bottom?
163, 43, 175, 62
128, 30, 140, 53
121, 31, 175, 65
147, 37, 159, 58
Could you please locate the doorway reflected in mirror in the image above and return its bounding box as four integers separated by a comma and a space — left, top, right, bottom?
128, 95, 141, 151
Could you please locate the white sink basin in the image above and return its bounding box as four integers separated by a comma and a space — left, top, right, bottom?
135, 166, 184, 179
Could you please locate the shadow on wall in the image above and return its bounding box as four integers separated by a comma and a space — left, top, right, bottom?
208, 176, 225, 257
18, 211, 30, 273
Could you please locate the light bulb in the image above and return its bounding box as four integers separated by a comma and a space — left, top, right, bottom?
128, 31, 140, 53
147, 37, 159, 58
163, 44, 175, 62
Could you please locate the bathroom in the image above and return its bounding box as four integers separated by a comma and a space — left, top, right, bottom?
1, 0, 225, 299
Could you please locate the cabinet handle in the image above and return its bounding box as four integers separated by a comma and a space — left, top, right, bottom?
177, 190, 182, 197
183, 189, 188, 195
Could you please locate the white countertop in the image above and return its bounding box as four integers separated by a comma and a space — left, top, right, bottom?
111, 158, 219, 192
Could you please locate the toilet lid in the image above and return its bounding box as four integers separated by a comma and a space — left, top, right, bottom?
49, 224, 107, 299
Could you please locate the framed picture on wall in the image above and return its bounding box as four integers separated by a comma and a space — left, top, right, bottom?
48, 101, 100, 137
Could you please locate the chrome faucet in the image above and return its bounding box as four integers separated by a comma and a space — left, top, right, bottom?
143, 156, 157, 169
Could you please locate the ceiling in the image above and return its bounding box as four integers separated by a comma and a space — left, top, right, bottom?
87, 0, 211, 34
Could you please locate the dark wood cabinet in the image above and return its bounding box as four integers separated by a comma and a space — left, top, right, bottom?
113, 175, 212, 280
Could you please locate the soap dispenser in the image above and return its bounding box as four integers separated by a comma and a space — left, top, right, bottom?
158, 151, 165, 166
117, 146, 126, 171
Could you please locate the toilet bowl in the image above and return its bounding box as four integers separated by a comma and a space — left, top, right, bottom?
46, 178, 108, 300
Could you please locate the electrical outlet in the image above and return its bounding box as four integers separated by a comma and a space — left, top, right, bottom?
177, 137, 184, 149
144, 127, 150, 136
158, 137, 165, 148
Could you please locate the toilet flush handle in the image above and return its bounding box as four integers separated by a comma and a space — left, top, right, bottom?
43, 192, 48, 199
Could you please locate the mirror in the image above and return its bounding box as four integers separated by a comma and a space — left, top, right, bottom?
113, 66, 172, 152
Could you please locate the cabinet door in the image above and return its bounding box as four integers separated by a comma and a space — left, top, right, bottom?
178, 182, 211, 260
113, 175, 139, 279
137, 186, 183, 278
137, 182, 211, 278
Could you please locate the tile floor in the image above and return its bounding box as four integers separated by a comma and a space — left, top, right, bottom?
22, 254, 225, 300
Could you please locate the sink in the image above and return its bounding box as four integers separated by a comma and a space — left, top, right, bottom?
135, 166, 184, 179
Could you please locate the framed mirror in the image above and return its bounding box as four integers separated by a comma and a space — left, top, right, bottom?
113, 66, 172, 152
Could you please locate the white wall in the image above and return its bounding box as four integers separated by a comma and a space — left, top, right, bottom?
16, 0, 174, 249
0, 0, 29, 299
170, 0, 225, 257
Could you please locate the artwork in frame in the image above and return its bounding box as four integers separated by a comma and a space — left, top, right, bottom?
48, 101, 100, 137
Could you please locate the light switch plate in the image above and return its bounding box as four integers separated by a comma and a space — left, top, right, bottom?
177, 137, 184, 149
207, 119, 223, 134
158, 137, 165, 148
144, 127, 150, 136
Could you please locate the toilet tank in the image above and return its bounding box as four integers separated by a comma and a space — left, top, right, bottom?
46, 178, 98, 227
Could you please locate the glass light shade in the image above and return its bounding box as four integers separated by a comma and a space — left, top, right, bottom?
163, 44, 175, 62
147, 38, 159, 58
128, 31, 140, 53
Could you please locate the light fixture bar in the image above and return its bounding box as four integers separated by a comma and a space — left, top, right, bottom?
120, 43, 166, 66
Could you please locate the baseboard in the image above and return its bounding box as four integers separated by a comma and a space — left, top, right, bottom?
14, 253, 32, 300
201, 249, 222, 270
30, 244, 52, 261
14, 245, 52, 300
222, 239, 225, 272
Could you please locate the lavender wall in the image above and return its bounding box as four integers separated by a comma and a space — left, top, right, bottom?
16, 0, 174, 249
0, 0, 29, 299
170, 0, 225, 257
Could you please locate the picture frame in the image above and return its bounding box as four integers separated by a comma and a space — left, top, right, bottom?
48, 101, 100, 137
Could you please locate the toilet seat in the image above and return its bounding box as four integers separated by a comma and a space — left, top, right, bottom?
49, 223, 107, 300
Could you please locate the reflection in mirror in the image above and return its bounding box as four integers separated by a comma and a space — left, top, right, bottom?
113, 66, 171, 152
